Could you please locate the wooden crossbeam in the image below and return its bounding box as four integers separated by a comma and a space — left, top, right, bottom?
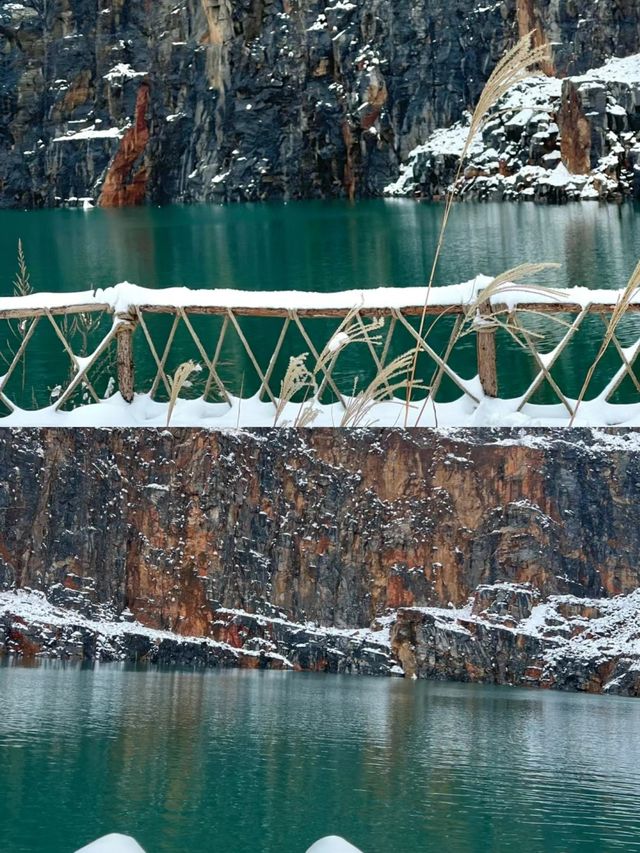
392, 309, 480, 403
226, 309, 277, 406
138, 311, 175, 398
290, 312, 347, 408
203, 315, 229, 402
132, 302, 640, 318
516, 306, 590, 412
177, 307, 231, 404
54, 320, 119, 410
258, 316, 290, 402
0, 317, 40, 407
512, 315, 579, 415
430, 315, 464, 401
598, 316, 640, 401
44, 309, 102, 407
353, 311, 393, 398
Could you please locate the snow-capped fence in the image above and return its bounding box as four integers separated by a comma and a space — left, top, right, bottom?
0, 279, 639, 425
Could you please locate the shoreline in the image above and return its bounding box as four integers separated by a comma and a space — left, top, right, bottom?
3, 587, 638, 698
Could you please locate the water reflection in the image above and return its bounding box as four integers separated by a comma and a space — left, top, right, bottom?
1, 201, 640, 407
1, 663, 640, 853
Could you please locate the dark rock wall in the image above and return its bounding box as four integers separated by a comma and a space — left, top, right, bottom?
0, 429, 639, 636
1, 1, 640, 207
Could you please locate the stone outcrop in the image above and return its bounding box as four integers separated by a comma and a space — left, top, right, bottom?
98, 81, 151, 207
0, 428, 639, 695
1, 1, 639, 207
387, 56, 640, 203
1, 429, 640, 628
391, 584, 640, 696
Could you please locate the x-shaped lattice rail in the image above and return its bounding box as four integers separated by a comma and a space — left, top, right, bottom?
0, 293, 639, 419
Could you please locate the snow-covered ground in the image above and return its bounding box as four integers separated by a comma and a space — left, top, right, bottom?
412, 586, 640, 692
6, 390, 640, 429
3, 586, 639, 694
0, 589, 292, 669
0, 589, 395, 674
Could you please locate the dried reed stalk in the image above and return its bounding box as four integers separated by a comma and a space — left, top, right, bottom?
166, 360, 200, 426
14, 240, 31, 298
340, 351, 421, 427
274, 353, 317, 426
315, 307, 384, 376
405, 32, 553, 419
465, 263, 563, 315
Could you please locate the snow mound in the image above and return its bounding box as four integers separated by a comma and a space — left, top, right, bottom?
73, 835, 360, 853
74, 835, 146, 853
306, 837, 364, 853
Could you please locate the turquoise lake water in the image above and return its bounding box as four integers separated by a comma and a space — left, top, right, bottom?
0, 200, 640, 406
1, 663, 639, 853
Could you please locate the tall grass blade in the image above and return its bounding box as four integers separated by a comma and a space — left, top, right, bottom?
405, 32, 553, 419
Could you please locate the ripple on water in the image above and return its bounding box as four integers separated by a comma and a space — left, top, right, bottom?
1, 664, 639, 853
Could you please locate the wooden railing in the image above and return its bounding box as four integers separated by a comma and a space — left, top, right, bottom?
0, 281, 638, 417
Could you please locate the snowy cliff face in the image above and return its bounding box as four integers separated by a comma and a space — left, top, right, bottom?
0, 428, 640, 623
1, 0, 639, 207
385, 55, 640, 203
1, 428, 639, 694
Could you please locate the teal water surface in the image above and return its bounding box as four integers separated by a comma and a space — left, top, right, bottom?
1, 663, 639, 853
2, 200, 639, 293
1, 200, 640, 406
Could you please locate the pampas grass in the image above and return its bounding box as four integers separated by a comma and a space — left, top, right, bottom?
405, 32, 554, 416
167, 360, 200, 426
274, 353, 317, 426
340, 351, 421, 427
13, 240, 31, 298
315, 307, 385, 376
466, 263, 563, 314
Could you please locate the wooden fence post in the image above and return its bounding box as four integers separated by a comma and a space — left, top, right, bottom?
476, 302, 498, 398
116, 314, 136, 403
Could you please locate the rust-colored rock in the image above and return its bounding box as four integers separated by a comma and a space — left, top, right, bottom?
0, 429, 638, 638
558, 80, 592, 175
515, 0, 555, 76
99, 82, 150, 207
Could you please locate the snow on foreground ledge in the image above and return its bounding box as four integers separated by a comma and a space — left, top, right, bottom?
75, 835, 362, 853
5, 390, 640, 429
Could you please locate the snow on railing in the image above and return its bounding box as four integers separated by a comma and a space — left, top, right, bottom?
0, 279, 639, 427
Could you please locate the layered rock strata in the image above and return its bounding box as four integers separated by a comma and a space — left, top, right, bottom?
0, 428, 639, 695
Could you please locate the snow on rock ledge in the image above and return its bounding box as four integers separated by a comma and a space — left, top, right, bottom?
385, 53, 640, 203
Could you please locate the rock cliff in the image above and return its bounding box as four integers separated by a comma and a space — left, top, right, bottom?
1, 1, 639, 207
0, 428, 639, 695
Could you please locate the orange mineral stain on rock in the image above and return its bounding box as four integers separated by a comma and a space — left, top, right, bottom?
516, 0, 555, 76
558, 81, 592, 175
99, 82, 150, 207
